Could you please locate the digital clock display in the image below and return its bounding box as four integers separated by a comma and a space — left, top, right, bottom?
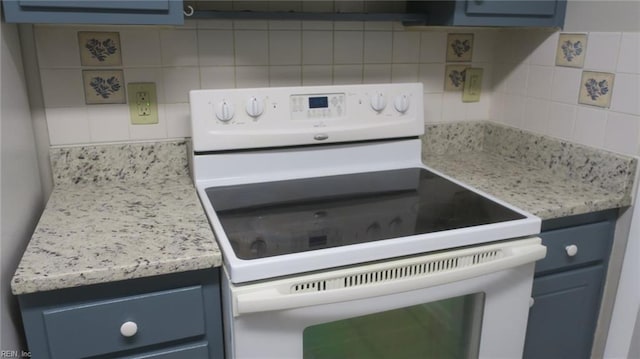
308, 96, 329, 109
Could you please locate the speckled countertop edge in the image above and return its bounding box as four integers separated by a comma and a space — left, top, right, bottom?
422, 121, 637, 220
11, 141, 221, 295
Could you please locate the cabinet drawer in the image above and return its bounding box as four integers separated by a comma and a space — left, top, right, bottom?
120, 342, 209, 359
536, 220, 614, 274
43, 286, 205, 358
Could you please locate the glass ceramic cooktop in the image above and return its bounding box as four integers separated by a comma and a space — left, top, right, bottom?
206, 168, 525, 260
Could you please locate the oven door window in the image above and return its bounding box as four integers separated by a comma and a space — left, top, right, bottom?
303, 293, 485, 359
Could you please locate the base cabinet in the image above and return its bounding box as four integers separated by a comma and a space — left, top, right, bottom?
18, 269, 223, 359
524, 265, 605, 358
524, 211, 617, 359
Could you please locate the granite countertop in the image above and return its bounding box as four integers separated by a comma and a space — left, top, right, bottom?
11, 141, 221, 295
422, 121, 637, 220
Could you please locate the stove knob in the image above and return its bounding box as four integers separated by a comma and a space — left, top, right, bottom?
215, 100, 235, 122
370, 92, 386, 112
394, 94, 410, 113
245, 96, 264, 118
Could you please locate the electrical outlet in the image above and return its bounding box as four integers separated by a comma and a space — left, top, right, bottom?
127, 83, 158, 125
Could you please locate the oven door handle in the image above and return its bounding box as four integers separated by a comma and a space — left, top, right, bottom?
234, 238, 546, 316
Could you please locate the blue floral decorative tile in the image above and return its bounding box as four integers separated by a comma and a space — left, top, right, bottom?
82, 70, 126, 104
78, 31, 122, 66
578, 71, 614, 108
556, 33, 587, 68
446, 33, 473, 62
444, 64, 469, 91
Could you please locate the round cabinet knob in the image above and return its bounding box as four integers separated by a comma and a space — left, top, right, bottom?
120, 321, 138, 338
529, 297, 535, 308
565, 244, 578, 257
245, 96, 264, 118
215, 100, 235, 122
394, 94, 410, 113
370, 92, 386, 112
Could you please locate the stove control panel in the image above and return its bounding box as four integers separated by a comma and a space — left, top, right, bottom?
190, 83, 424, 152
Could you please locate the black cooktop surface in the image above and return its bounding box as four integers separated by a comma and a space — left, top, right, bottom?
206, 168, 525, 260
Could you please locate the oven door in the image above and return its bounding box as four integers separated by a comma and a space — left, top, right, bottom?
223, 237, 546, 359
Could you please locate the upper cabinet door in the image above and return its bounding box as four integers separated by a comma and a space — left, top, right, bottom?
2, 0, 184, 25
454, 0, 567, 27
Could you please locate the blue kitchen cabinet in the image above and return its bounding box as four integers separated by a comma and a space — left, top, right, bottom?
2, 0, 184, 25
523, 211, 617, 359
18, 268, 223, 359
407, 0, 567, 27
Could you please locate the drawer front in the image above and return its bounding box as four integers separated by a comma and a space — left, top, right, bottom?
121, 342, 210, 359
43, 286, 205, 358
536, 220, 614, 274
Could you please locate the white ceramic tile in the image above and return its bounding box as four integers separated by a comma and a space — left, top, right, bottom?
198, 30, 235, 66
334, 1, 363, 13
233, 20, 268, 30
464, 97, 492, 121
302, 65, 333, 86
302, 31, 333, 65
505, 30, 533, 64
34, 26, 81, 68
162, 67, 200, 103
269, 20, 302, 30
269, 66, 302, 87
183, 19, 198, 29
523, 98, 551, 134
505, 63, 529, 96
502, 94, 526, 128
492, 64, 509, 94
234, 31, 269, 66
363, 31, 392, 64
391, 64, 419, 83
418, 64, 445, 94
526, 65, 554, 100
573, 107, 607, 148
120, 29, 161, 67
551, 67, 582, 104
46, 107, 90, 145
200, 66, 236, 89
490, 92, 506, 124
333, 65, 363, 85
470, 31, 496, 63
196, 19, 233, 30
334, 21, 364, 31
165, 103, 191, 138
617, 33, 640, 74
302, 21, 333, 31
334, 31, 364, 64
123, 68, 166, 105
584, 32, 621, 72
392, 32, 420, 63
235, 66, 269, 88
423, 93, 443, 123
611, 73, 640, 115
548, 102, 577, 140
159, 29, 198, 67
363, 64, 391, 84
529, 31, 559, 66
364, 22, 393, 31
129, 104, 168, 140
419, 32, 447, 63
604, 112, 640, 155
40, 69, 86, 108
87, 105, 130, 142
555, 33, 587, 68
269, 31, 302, 65
441, 92, 466, 123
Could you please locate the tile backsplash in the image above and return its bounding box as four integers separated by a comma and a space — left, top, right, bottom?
34, 21, 495, 146
32, 22, 640, 157
491, 29, 640, 156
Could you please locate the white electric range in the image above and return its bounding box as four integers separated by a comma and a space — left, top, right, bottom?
190, 83, 545, 359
